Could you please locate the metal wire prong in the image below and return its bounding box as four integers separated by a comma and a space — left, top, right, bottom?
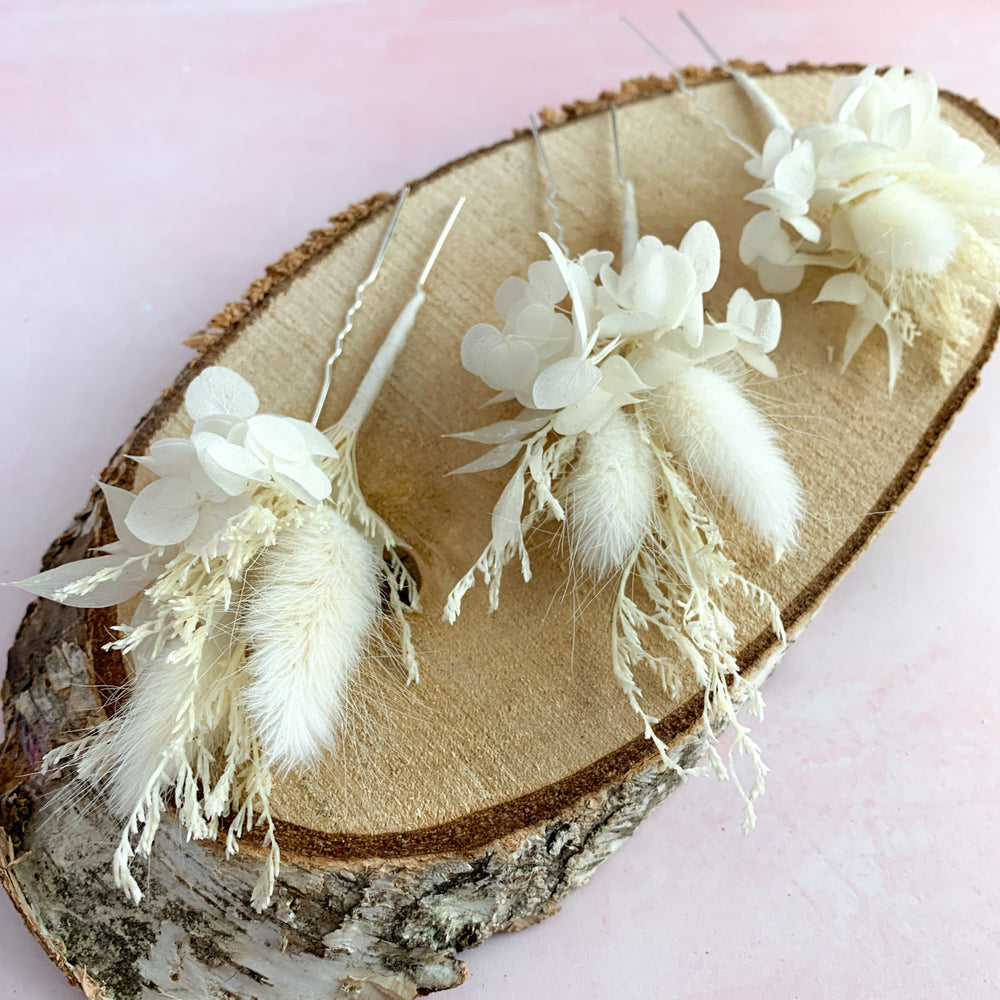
677, 11, 727, 66
676, 10, 793, 134
418, 196, 465, 288
620, 15, 759, 158
610, 104, 626, 186
528, 114, 570, 257
311, 185, 410, 426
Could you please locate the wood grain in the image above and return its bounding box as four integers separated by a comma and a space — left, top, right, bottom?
2, 66, 997, 999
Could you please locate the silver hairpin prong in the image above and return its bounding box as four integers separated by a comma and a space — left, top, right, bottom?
676, 11, 793, 134
418, 196, 465, 288
311, 186, 410, 426
610, 104, 626, 186
528, 114, 570, 257
337, 197, 465, 435
620, 15, 760, 158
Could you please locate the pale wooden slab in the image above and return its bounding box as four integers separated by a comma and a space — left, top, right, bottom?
2, 67, 997, 999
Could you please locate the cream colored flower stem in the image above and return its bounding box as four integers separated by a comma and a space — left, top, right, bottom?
337, 197, 465, 434
677, 12, 793, 135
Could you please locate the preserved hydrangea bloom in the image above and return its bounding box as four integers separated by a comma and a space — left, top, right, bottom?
458, 223, 783, 442
16, 366, 340, 605
448, 218, 802, 826
448, 220, 793, 599
736, 65, 1000, 388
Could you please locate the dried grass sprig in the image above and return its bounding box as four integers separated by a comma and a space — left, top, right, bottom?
638, 16, 1000, 389
19, 196, 465, 908
446, 180, 799, 821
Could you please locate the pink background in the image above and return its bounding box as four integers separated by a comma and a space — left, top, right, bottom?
2, 2, 999, 998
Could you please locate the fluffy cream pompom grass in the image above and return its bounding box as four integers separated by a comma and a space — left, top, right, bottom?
15, 195, 463, 909
635, 17, 1000, 390
445, 156, 801, 823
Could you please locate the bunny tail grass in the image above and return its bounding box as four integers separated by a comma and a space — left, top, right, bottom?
240, 505, 382, 771
653, 366, 803, 556
611, 417, 786, 829
322, 424, 421, 681
566, 410, 656, 577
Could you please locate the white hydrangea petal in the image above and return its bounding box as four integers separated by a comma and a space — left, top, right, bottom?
830, 66, 878, 122
514, 302, 562, 343
596, 310, 661, 337
753, 298, 782, 352
526, 259, 567, 304
192, 414, 241, 438
931, 128, 985, 172
98, 482, 145, 554
872, 105, 913, 150
132, 437, 198, 479
246, 414, 310, 464
757, 259, 805, 294
183, 494, 252, 558
814, 272, 873, 305
597, 355, 646, 395
744, 187, 810, 217
725, 287, 756, 328
481, 340, 540, 392
270, 458, 332, 505
754, 128, 793, 179
194, 434, 270, 496
124, 477, 201, 546
628, 346, 690, 387
598, 263, 622, 304
494, 276, 529, 319
772, 141, 817, 200
579, 249, 615, 278
678, 220, 721, 293
678, 299, 705, 349
895, 70, 938, 128
634, 247, 697, 330
799, 121, 866, 162
688, 325, 738, 364
551, 388, 614, 436
531, 357, 602, 410
286, 418, 339, 459
133, 436, 233, 503
13, 553, 160, 609
737, 344, 780, 378
185, 366, 260, 422
819, 140, 894, 181
533, 313, 575, 361
461, 324, 504, 376
786, 213, 822, 244
739, 211, 783, 266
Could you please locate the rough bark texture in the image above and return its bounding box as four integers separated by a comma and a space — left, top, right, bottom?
3, 64, 999, 999
0, 517, 718, 998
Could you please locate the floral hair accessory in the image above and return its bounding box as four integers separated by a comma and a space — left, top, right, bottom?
445, 111, 802, 824
629, 15, 1000, 390
14, 192, 464, 910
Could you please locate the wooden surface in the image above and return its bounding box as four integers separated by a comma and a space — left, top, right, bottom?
2, 66, 998, 1000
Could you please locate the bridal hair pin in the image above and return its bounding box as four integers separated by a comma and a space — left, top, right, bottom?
444, 110, 802, 822
13, 190, 465, 910
625, 14, 1000, 390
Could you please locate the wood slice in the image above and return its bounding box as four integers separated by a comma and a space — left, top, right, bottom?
2, 66, 998, 999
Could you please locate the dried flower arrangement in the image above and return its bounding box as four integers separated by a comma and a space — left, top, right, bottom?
445, 123, 802, 824
13, 196, 464, 909
633, 16, 1000, 390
